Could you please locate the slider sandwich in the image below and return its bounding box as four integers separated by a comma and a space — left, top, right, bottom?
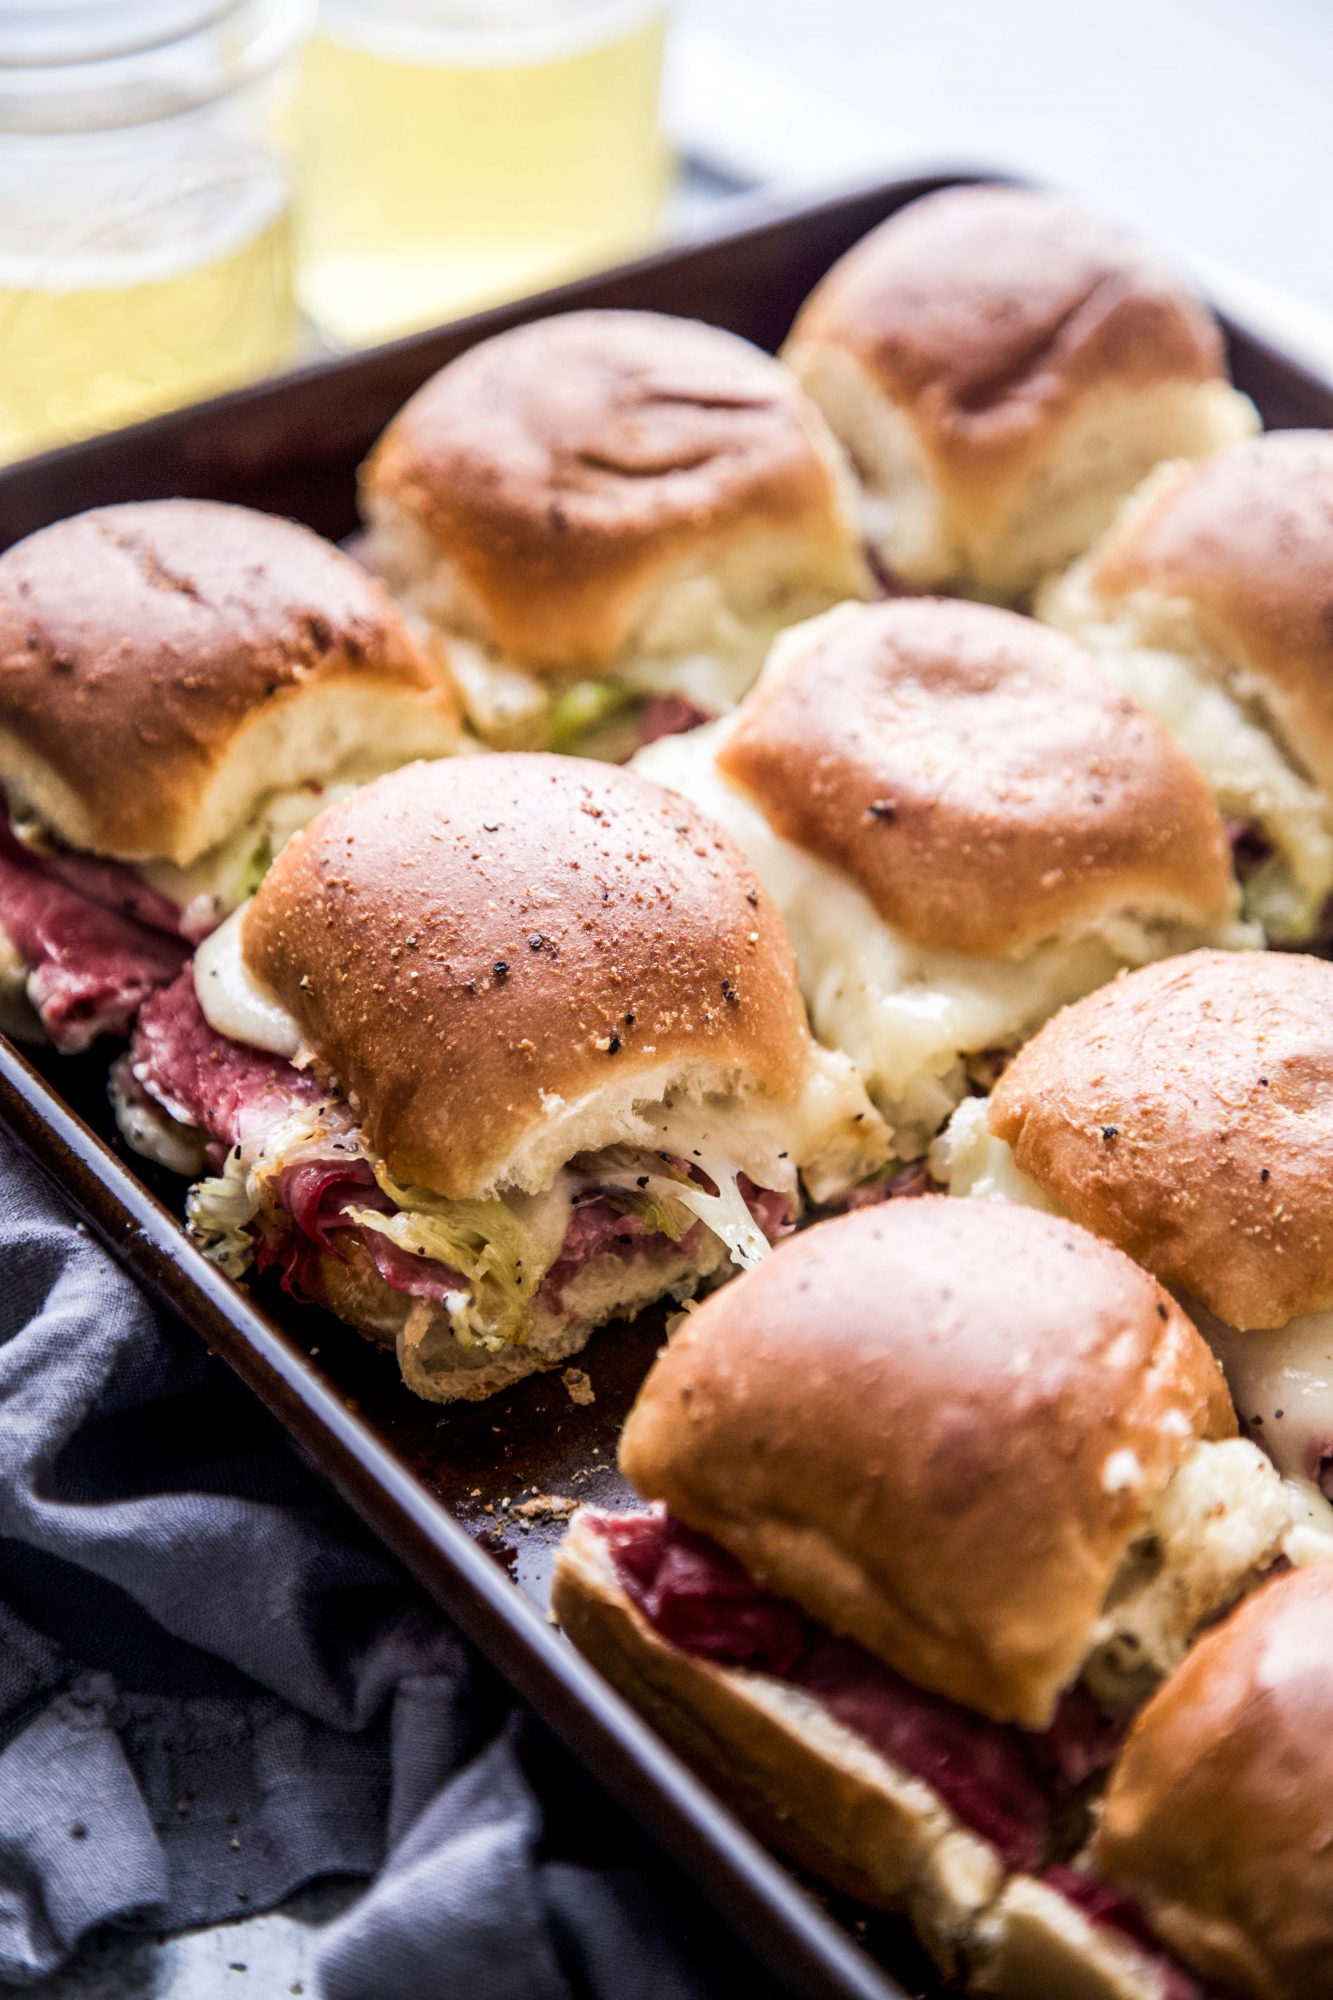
359, 309, 870, 754
116, 755, 887, 1400
636, 597, 1250, 1161
0, 499, 458, 1053
934, 949, 1333, 1521
784, 184, 1256, 603
1042, 431, 1333, 940
973, 1563, 1333, 2000
554, 1198, 1299, 1971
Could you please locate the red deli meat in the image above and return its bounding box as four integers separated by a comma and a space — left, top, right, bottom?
595, 1508, 1123, 1874
636, 695, 713, 746
130, 978, 795, 1318
0, 807, 184, 936
130, 971, 320, 1152
0, 839, 189, 1051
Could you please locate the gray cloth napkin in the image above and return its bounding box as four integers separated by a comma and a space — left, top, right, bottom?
0, 1129, 774, 1997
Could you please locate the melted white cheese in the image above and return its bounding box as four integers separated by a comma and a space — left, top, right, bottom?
1040, 583, 1333, 937
193, 904, 301, 1058
643, 1047, 886, 1207
637, 724, 1241, 1158
927, 1098, 1053, 1207
1196, 1304, 1333, 1490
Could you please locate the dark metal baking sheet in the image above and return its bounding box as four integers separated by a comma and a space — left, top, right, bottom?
2, 169, 1331, 2000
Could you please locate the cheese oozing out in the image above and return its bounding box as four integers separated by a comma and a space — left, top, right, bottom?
186, 901, 887, 1345
932, 1097, 1333, 1554
1040, 568, 1333, 940
362, 497, 855, 751
635, 722, 1250, 1161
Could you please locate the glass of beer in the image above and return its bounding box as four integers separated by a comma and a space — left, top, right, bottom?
0, 0, 307, 462
297, 0, 671, 347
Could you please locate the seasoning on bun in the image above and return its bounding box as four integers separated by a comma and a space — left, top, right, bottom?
114, 755, 887, 1400
784, 185, 1256, 603
636, 597, 1248, 1159
0, 500, 459, 1051
360, 309, 870, 754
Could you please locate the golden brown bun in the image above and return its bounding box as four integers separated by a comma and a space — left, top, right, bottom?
1066, 431, 1333, 792
244, 755, 811, 1200
718, 599, 1237, 955
1094, 1563, 1333, 2000
990, 948, 1333, 1329
785, 185, 1253, 599
618, 1198, 1233, 1730
362, 309, 868, 671
552, 1509, 1003, 1968
0, 500, 458, 864
970, 1874, 1178, 2000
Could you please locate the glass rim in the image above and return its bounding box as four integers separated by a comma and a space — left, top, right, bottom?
0, 0, 311, 132
315, 0, 665, 69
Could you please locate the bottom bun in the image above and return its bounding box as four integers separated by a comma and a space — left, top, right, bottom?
285, 1229, 735, 1403
969, 1876, 1178, 2000
552, 1510, 1003, 1970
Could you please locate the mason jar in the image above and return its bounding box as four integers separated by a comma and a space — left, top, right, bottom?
298, 0, 670, 347
0, 0, 310, 460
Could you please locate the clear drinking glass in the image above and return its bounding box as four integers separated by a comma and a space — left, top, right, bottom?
297, 0, 671, 347
0, 0, 308, 461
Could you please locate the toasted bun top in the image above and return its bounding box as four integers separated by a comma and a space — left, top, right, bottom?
243, 755, 811, 1198
1077, 430, 1333, 789
362, 309, 864, 669
990, 949, 1333, 1330
0, 500, 457, 865
787, 185, 1226, 497
619, 1196, 1232, 1728
717, 598, 1236, 955
1095, 1564, 1333, 2000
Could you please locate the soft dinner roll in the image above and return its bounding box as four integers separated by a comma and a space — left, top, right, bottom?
556, 1199, 1294, 1967
360, 308, 870, 752
784, 184, 1256, 603
636, 597, 1249, 1158
1042, 430, 1333, 940
933, 948, 1333, 1506
115, 755, 887, 1401
1089, 1564, 1333, 2000
0, 499, 459, 1050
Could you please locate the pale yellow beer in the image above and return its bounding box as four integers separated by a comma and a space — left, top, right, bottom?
298, 1, 669, 345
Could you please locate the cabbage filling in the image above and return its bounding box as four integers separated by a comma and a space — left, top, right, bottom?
188, 1099, 796, 1353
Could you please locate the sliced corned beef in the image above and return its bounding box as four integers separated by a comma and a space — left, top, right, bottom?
129, 979, 797, 1320
259, 1158, 467, 1308
0, 807, 184, 934
824, 1160, 930, 1215
636, 695, 713, 747
595, 1508, 1124, 1874
130, 971, 319, 1150
0, 841, 189, 1052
